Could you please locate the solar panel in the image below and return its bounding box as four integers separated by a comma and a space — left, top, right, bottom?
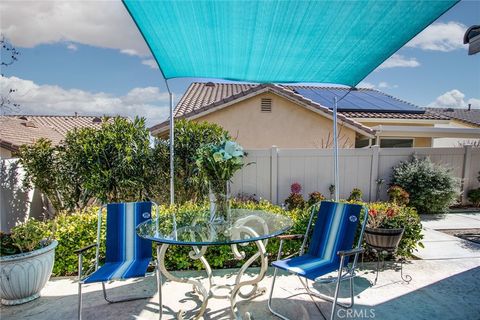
293, 87, 423, 113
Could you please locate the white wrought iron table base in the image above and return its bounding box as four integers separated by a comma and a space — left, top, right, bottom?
156, 237, 268, 320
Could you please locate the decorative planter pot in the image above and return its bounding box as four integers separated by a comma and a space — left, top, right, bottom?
208, 180, 231, 224
364, 227, 404, 251
0, 240, 58, 305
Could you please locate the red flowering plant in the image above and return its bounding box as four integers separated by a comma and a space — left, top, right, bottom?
284, 182, 305, 210
367, 203, 407, 229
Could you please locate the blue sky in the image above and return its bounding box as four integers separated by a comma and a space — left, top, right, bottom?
1, 0, 479, 126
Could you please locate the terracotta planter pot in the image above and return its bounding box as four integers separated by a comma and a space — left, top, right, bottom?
364, 227, 404, 251
0, 240, 57, 305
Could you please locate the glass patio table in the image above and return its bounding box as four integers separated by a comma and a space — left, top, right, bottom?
136, 208, 293, 320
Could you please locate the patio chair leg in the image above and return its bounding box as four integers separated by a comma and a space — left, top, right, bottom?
349, 277, 354, 308
331, 257, 345, 320
78, 282, 82, 320
267, 268, 291, 320
101, 277, 156, 304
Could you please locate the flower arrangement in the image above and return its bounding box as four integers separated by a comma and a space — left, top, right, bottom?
366, 203, 413, 229
196, 139, 246, 183
196, 139, 246, 223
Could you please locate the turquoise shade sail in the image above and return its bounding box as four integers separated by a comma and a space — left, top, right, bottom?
123, 0, 458, 87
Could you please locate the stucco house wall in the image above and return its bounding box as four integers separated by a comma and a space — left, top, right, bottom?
0, 147, 12, 159
193, 92, 357, 149
354, 121, 434, 147
433, 119, 480, 147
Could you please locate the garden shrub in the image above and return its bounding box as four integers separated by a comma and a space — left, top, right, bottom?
387, 185, 410, 206
151, 120, 230, 204
307, 191, 325, 207
15, 200, 422, 276
18, 117, 153, 214
467, 171, 480, 207
391, 156, 460, 214
284, 182, 305, 210
348, 188, 363, 202
467, 188, 480, 207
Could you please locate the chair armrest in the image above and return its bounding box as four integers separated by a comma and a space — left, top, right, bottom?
337, 247, 365, 257
277, 234, 304, 241
74, 243, 97, 255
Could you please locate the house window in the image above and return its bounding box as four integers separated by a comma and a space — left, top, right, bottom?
261, 98, 272, 112
380, 138, 414, 148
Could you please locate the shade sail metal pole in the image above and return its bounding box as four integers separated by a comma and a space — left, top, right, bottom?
167, 83, 175, 206
333, 96, 340, 202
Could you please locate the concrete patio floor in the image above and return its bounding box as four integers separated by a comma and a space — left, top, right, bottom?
2, 212, 480, 320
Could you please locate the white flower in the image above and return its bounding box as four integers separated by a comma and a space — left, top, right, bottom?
224, 140, 244, 158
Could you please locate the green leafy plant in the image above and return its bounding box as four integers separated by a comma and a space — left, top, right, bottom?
348, 188, 363, 202
387, 185, 410, 206
391, 156, 460, 214
366, 202, 423, 256
18, 117, 153, 214
467, 188, 480, 207
18, 139, 65, 216
0, 219, 51, 256
307, 191, 325, 207
152, 120, 230, 204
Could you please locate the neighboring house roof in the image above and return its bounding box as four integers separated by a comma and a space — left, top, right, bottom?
151, 82, 447, 135
0, 115, 110, 152
426, 108, 480, 127
342, 111, 449, 121
152, 83, 376, 137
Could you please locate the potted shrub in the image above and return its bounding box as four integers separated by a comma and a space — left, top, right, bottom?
0, 219, 57, 305
364, 204, 405, 251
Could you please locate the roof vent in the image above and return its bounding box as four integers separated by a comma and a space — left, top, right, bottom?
92, 117, 102, 123
205, 82, 215, 87
261, 98, 272, 112
23, 121, 37, 128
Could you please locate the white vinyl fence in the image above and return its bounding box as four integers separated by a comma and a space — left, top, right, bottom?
231, 145, 480, 205
1, 146, 479, 232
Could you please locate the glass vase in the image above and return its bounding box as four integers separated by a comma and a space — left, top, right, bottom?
208, 180, 231, 225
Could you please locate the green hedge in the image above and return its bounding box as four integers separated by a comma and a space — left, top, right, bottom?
13, 201, 422, 276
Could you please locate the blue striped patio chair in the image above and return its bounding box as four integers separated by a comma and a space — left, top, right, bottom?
75, 201, 160, 320
268, 201, 368, 320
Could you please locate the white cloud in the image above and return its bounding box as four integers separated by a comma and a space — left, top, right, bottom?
407, 21, 467, 52
0, 76, 169, 126
141, 59, 159, 69
428, 89, 480, 109
378, 82, 398, 89
67, 43, 78, 51
358, 81, 398, 90
377, 54, 420, 69
0, 1, 149, 56
120, 49, 140, 56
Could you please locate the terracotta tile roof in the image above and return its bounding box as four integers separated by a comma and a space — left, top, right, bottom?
425, 108, 480, 127
0, 117, 64, 152
174, 82, 257, 117
151, 82, 375, 137
342, 111, 450, 120
0, 115, 111, 152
